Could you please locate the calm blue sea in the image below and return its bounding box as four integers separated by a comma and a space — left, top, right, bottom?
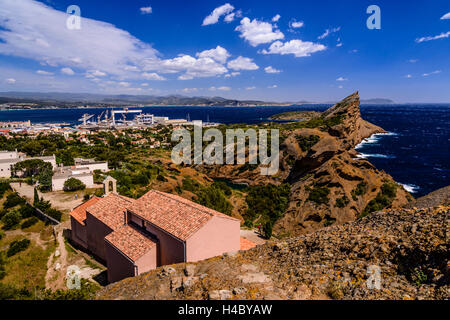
0, 104, 448, 197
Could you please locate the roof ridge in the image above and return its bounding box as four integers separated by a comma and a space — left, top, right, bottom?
151, 189, 215, 217
151, 190, 239, 222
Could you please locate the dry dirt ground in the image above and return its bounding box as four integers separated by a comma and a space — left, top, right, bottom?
240, 229, 266, 245
9, 183, 105, 290
10, 182, 102, 213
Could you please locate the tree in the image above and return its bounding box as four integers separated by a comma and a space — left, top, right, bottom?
63, 178, 86, 192
33, 187, 39, 205
263, 221, 273, 239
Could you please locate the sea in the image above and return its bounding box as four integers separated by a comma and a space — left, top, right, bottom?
0, 104, 448, 198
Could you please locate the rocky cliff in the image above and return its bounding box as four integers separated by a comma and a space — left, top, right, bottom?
196, 92, 411, 236
98, 205, 449, 300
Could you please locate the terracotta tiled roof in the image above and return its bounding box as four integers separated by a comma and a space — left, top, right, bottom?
86, 193, 134, 230
105, 225, 156, 262
240, 237, 257, 251
127, 190, 239, 241
69, 196, 101, 225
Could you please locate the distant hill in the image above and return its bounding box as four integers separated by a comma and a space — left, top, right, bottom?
360, 98, 395, 104
0, 92, 289, 107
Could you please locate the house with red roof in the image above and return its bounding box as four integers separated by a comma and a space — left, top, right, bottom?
70, 189, 242, 283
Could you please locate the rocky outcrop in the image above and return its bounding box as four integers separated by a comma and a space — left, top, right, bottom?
405, 186, 450, 209
195, 92, 410, 236
97, 206, 449, 300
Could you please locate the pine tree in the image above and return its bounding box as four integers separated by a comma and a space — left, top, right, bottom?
33, 187, 39, 205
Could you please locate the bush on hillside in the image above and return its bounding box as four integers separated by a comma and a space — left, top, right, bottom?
1, 209, 22, 230
63, 178, 86, 192
7, 239, 30, 257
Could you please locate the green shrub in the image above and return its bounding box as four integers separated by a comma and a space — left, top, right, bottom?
195, 186, 233, 215
45, 208, 62, 222
0, 283, 32, 300
296, 135, 320, 152
0, 182, 10, 198
308, 186, 330, 205
1, 209, 22, 230
361, 183, 397, 218
3, 193, 25, 209
263, 221, 273, 239
63, 178, 86, 192
335, 195, 350, 208
7, 238, 31, 257
21, 217, 39, 229
19, 204, 35, 219
245, 184, 290, 224
182, 178, 201, 192
351, 181, 368, 200
156, 174, 167, 182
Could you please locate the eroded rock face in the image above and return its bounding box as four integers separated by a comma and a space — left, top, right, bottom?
97, 206, 449, 300
194, 92, 411, 237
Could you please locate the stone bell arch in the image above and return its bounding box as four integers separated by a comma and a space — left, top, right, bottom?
103, 176, 117, 195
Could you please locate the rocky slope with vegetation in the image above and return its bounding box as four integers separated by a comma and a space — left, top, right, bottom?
195, 92, 411, 236
98, 205, 449, 300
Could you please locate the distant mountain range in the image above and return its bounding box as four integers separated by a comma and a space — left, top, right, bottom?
0, 92, 290, 107
0, 91, 395, 108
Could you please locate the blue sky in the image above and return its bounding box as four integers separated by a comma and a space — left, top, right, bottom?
0, 0, 449, 102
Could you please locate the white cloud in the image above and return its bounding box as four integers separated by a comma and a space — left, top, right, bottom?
182, 88, 198, 93
261, 39, 326, 58
5, 78, 16, 84
405, 74, 413, 78
441, 12, 450, 20
142, 72, 166, 81
336, 77, 348, 81
36, 70, 53, 75
118, 81, 130, 87
336, 42, 343, 47
264, 66, 281, 74
224, 13, 235, 23
202, 3, 234, 26
416, 31, 450, 43
0, 0, 159, 78
235, 17, 284, 47
140, 6, 152, 14
272, 14, 281, 22
423, 70, 441, 77
153, 54, 228, 80
61, 67, 75, 75
290, 20, 304, 29
268, 85, 277, 89
408, 59, 418, 63
246, 86, 256, 90
209, 86, 231, 91
338, 85, 343, 89
318, 27, 341, 39
141, 83, 149, 87
196, 46, 230, 64
85, 70, 107, 78
227, 56, 259, 71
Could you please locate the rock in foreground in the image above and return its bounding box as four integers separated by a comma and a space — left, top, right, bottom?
98, 206, 449, 300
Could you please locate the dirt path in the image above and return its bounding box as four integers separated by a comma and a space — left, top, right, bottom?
240, 229, 267, 245
45, 223, 68, 290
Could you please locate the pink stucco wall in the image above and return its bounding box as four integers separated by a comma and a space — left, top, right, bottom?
104, 240, 136, 283
135, 245, 158, 276
186, 216, 240, 262
129, 212, 185, 266
70, 218, 87, 249
85, 212, 113, 262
